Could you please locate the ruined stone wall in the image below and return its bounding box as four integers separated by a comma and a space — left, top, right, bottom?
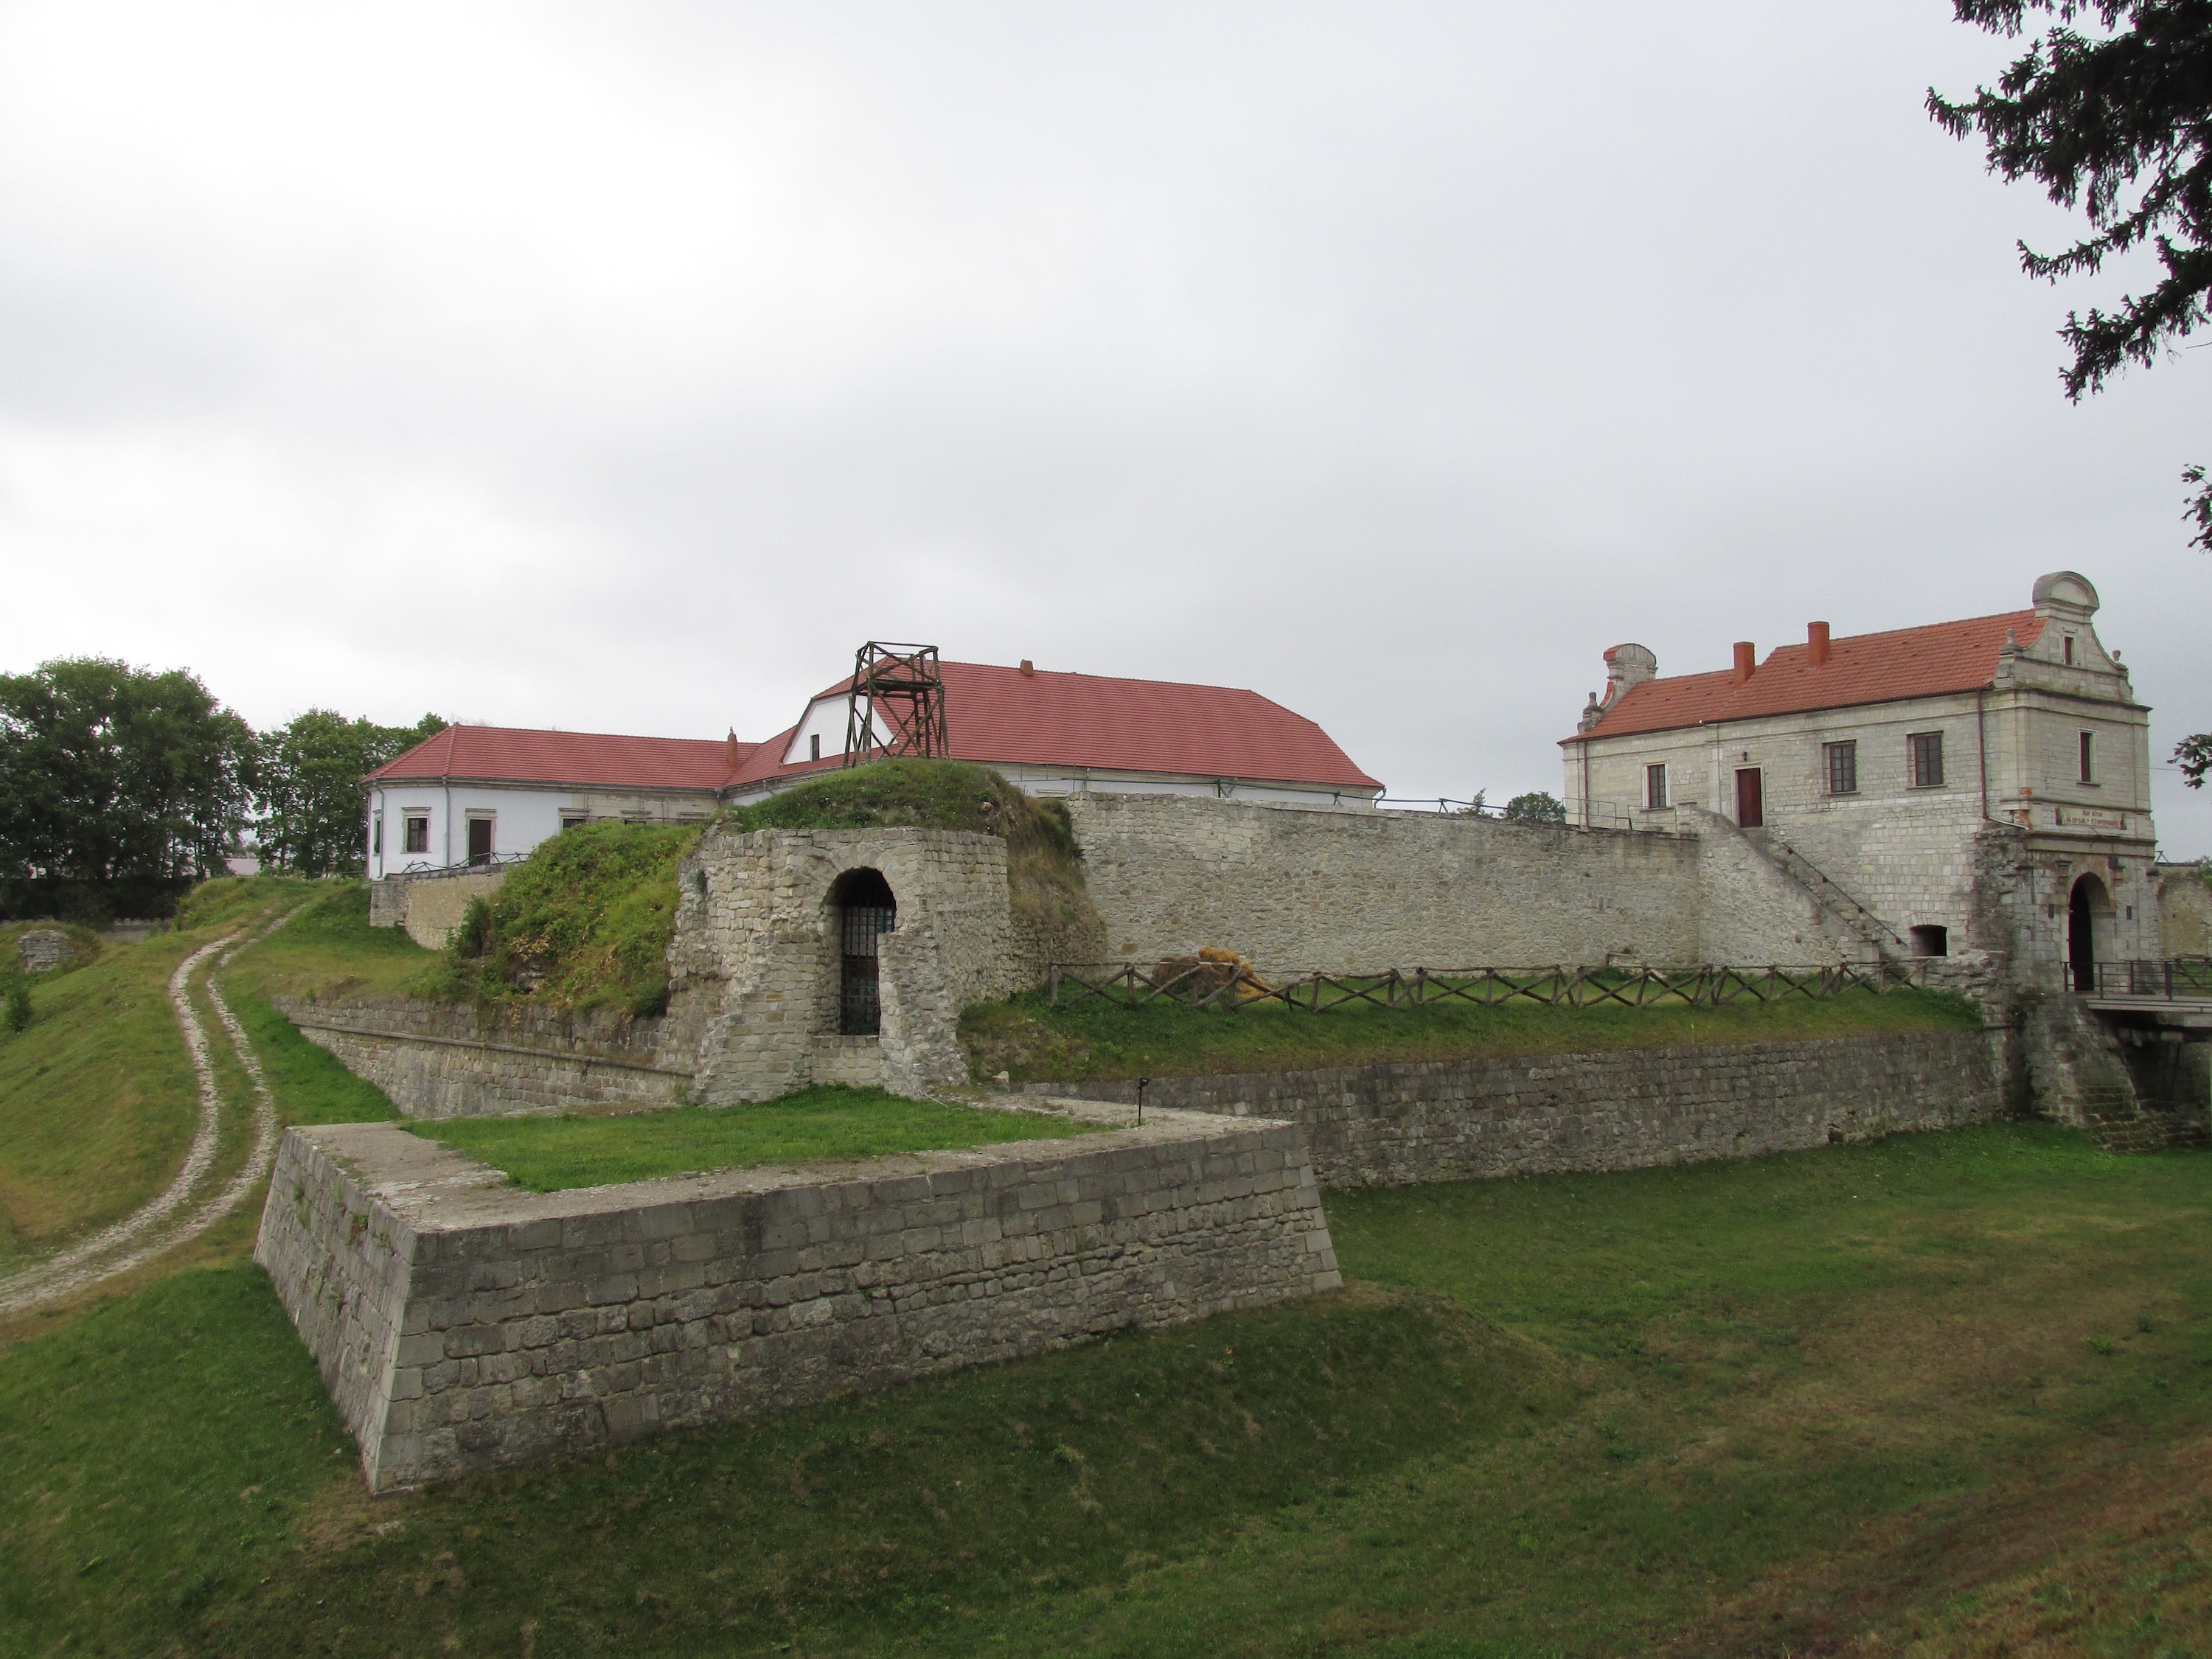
276, 997, 684, 1119
1023, 1029, 2004, 1186
670, 827, 1024, 1103
367, 869, 510, 950
257, 1109, 1340, 1491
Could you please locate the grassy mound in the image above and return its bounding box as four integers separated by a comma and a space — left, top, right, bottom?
407, 1086, 1105, 1192
963, 981, 1985, 1083
724, 759, 1095, 939
424, 823, 698, 1017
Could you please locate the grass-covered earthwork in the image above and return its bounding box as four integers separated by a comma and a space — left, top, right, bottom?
418, 760, 1098, 1020
722, 758, 1096, 939
1, 1122, 2205, 1655
421, 822, 698, 1016
407, 1087, 1105, 1192
963, 979, 1985, 1084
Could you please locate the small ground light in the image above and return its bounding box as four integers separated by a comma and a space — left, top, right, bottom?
1137, 1077, 1150, 1125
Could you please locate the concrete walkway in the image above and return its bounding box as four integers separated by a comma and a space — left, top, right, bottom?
0, 911, 291, 1319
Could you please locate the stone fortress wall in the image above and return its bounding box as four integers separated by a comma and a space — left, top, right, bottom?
1060, 793, 1860, 976
277, 996, 686, 1119
257, 1102, 1340, 1492
1026, 1028, 2004, 1187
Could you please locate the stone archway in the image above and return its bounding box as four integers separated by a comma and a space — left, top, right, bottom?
2068, 872, 2112, 992
829, 868, 897, 1035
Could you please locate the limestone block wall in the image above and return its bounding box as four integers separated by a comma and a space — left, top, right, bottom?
276, 997, 684, 1119
669, 827, 1025, 1103
367, 869, 511, 950
1023, 1029, 2003, 1186
2160, 863, 2212, 956
256, 1107, 1340, 1491
1683, 809, 1867, 964
1064, 794, 1705, 975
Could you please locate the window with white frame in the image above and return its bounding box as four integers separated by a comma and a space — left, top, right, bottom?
403, 813, 430, 854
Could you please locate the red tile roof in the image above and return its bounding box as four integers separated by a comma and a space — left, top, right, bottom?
1571, 611, 2045, 742
728, 660, 1382, 792
366, 725, 757, 791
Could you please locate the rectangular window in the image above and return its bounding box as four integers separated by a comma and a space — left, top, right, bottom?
1644, 763, 1668, 810
810, 733, 822, 762
2063, 635, 2075, 665
403, 814, 429, 854
1910, 732, 1944, 788
373, 815, 383, 857
2079, 730, 2096, 783
561, 813, 587, 832
1824, 740, 1857, 796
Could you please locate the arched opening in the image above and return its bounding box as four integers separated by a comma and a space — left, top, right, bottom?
2068, 874, 2111, 992
830, 869, 897, 1036
1908, 924, 1948, 959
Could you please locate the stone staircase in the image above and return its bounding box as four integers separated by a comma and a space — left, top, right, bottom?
1743, 830, 1909, 963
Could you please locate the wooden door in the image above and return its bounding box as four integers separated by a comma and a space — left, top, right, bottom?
1734, 768, 1764, 828
467, 817, 493, 866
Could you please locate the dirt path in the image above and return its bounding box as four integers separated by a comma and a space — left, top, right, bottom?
0, 914, 290, 1318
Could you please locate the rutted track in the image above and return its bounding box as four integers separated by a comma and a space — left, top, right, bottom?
0, 913, 292, 1318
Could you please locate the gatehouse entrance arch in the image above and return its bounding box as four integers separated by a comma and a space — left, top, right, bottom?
2067, 873, 2111, 992
830, 869, 897, 1035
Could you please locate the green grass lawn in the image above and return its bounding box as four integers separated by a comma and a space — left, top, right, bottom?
0, 880, 341, 1267
1, 1121, 2205, 1656
408, 1088, 1107, 1192
964, 981, 1983, 1084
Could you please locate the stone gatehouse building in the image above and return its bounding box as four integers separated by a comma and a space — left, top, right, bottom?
1562, 571, 2160, 984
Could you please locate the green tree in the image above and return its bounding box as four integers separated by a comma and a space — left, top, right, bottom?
255, 710, 445, 877
1502, 791, 1568, 825
1932, 1, 2212, 782
0, 658, 257, 920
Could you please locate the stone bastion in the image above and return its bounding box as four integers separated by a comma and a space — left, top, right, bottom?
255, 1099, 1340, 1492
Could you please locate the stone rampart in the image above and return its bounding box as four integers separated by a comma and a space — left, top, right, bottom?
255, 1105, 1340, 1491
1020, 1029, 2003, 1186
1063, 794, 1705, 976
276, 997, 685, 1119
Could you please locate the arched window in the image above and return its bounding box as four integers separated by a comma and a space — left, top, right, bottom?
830, 869, 897, 1035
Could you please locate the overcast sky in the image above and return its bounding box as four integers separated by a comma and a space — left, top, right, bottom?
2, 1, 2206, 854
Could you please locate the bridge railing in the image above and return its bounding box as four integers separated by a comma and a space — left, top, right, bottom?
1046, 958, 1945, 1013
2071, 958, 2212, 1000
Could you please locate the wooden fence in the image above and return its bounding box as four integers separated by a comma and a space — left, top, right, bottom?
1045, 959, 1950, 1012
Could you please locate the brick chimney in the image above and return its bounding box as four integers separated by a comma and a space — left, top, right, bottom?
1732, 641, 1756, 685
1019, 659, 1035, 677
1807, 622, 1830, 667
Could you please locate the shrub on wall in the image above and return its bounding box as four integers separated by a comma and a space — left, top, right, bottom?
426, 824, 697, 1017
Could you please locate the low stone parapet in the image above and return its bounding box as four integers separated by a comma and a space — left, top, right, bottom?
1022, 1029, 2006, 1186
275, 996, 684, 1119
254, 1102, 1340, 1492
